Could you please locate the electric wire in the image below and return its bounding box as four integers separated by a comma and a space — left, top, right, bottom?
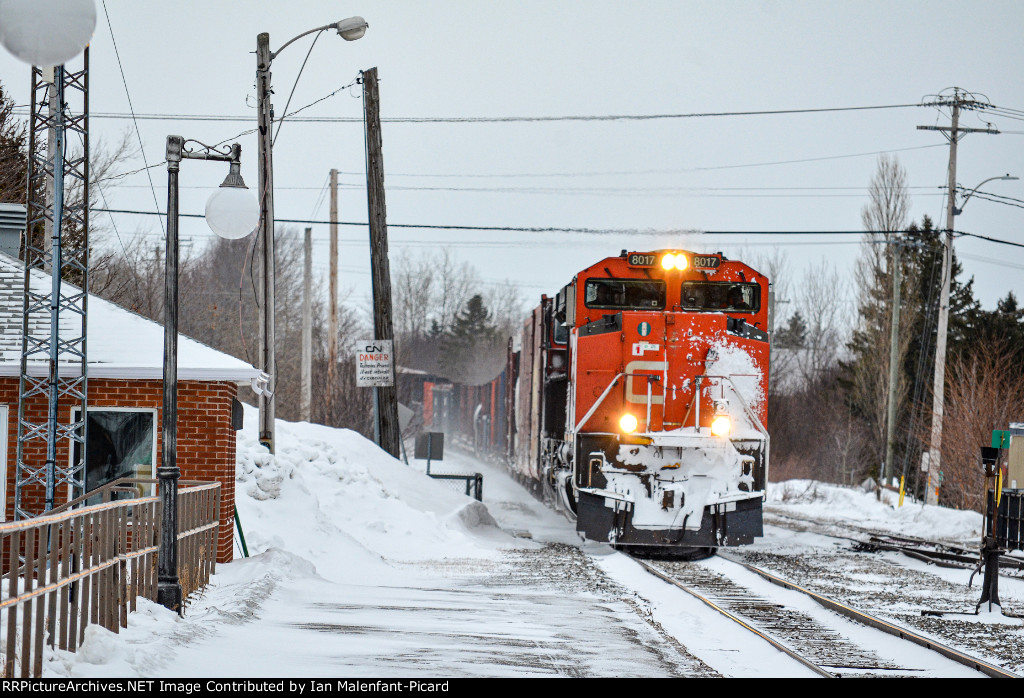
44, 101, 924, 124
93, 177, 142, 301
308, 171, 331, 219
90, 207, 1022, 240
91, 142, 952, 190
87, 208, 1024, 255
899, 146, 959, 497
272, 30, 324, 147
99, 0, 164, 236
900, 239, 943, 498
966, 191, 1024, 211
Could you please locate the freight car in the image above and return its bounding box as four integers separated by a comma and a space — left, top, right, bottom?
431, 249, 771, 557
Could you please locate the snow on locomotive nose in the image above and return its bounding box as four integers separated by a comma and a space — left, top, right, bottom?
524, 249, 772, 553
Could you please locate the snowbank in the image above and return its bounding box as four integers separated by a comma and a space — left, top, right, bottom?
234, 405, 506, 584
767, 479, 984, 543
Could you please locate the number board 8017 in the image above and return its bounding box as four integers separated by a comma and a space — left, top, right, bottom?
692, 255, 721, 269
627, 252, 657, 267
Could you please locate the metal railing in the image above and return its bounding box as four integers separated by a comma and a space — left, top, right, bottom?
428, 472, 483, 501
1, 478, 220, 678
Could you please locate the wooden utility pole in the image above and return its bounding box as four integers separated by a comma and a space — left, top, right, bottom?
884, 242, 901, 487
256, 32, 277, 453
917, 88, 1000, 505
362, 67, 401, 458
301, 227, 312, 422
328, 168, 339, 416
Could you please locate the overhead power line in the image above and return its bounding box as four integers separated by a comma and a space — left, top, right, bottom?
89, 206, 1024, 247
93, 142, 948, 186
15, 102, 924, 125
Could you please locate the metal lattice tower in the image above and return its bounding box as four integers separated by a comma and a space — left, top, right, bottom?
14, 53, 90, 519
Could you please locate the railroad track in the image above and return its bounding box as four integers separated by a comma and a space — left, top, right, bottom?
631, 553, 1018, 678
765, 510, 1024, 576
857, 533, 1024, 574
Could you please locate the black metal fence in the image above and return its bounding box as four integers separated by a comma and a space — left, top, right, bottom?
985, 489, 1024, 551
428, 473, 483, 501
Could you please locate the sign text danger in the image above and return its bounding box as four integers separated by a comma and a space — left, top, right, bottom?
356, 340, 394, 387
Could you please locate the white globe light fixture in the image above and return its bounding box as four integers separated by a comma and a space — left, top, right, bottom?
205, 175, 260, 240
0, 0, 96, 66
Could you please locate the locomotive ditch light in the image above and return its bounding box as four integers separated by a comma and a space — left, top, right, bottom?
619, 413, 639, 433
661, 252, 689, 271
711, 415, 731, 437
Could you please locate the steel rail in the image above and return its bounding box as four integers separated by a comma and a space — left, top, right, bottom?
766, 511, 1024, 574
630, 556, 836, 678
718, 553, 1019, 679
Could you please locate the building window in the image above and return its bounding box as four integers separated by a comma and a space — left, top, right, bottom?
73, 408, 157, 503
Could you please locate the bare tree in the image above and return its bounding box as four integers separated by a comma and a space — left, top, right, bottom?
935, 342, 1024, 511
766, 258, 866, 485
861, 154, 911, 236
391, 249, 436, 343
0, 80, 29, 203
794, 259, 850, 386
844, 154, 914, 475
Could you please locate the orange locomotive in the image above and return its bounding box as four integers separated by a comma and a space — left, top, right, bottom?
509, 249, 770, 555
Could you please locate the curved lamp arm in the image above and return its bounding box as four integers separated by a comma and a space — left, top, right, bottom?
271, 17, 368, 59
955, 174, 1018, 215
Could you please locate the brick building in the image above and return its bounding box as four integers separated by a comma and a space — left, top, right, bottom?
0, 254, 265, 562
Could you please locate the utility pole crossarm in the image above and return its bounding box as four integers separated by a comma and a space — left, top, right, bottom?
917, 125, 1000, 135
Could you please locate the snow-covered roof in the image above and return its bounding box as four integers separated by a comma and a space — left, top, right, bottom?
0, 253, 264, 384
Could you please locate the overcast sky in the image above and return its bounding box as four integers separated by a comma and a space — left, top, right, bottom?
2, 0, 1024, 322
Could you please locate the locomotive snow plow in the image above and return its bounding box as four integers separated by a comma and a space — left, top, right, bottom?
570, 306, 769, 550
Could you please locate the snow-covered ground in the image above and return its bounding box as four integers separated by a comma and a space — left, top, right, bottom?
38, 407, 1001, 678
765, 478, 984, 543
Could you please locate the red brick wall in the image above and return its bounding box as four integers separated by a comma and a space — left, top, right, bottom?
1, 377, 238, 563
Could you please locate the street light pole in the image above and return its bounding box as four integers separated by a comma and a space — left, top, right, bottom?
160, 136, 258, 612
917, 90, 1001, 506
254, 17, 368, 454
160, 135, 184, 613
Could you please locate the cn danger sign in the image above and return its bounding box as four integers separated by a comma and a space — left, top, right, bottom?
356, 340, 394, 387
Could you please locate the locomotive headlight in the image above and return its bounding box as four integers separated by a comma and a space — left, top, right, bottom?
673, 255, 689, 271
619, 413, 639, 433
661, 253, 676, 270
711, 415, 731, 437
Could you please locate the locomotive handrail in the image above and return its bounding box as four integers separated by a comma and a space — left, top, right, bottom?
705, 374, 769, 443
708, 374, 771, 485
574, 372, 625, 432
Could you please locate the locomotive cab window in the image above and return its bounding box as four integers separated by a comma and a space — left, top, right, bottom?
680, 282, 760, 313
584, 279, 665, 310
552, 320, 569, 345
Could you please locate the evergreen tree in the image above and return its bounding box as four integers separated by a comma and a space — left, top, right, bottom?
841, 214, 980, 484
901, 215, 980, 388
961, 291, 1024, 364
775, 310, 808, 349
439, 294, 504, 384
